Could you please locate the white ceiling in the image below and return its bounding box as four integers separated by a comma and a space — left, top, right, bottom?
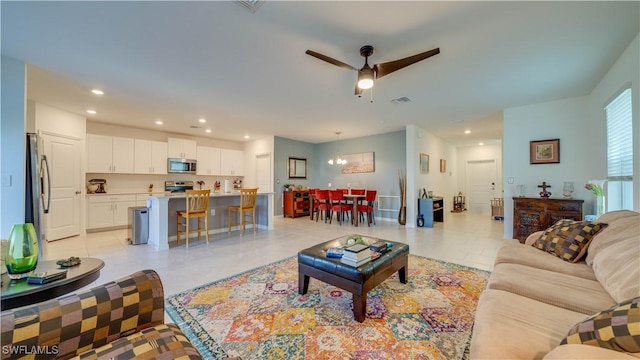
2, 1, 638, 146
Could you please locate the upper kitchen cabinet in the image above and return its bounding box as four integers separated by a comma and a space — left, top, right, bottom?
220, 149, 244, 176
87, 134, 134, 173
168, 138, 197, 159
196, 146, 221, 176
134, 139, 168, 174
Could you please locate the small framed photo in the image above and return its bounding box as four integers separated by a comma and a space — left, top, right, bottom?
530, 139, 560, 164
440, 159, 446, 173
420, 153, 429, 174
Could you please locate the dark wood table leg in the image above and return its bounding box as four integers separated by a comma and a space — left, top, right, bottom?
399, 266, 407, 284
352, 200, 359, 227
298, 272, 310, 295
353, 293, 367, 322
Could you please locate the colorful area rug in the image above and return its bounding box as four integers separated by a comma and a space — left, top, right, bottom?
166, 255, 490, 359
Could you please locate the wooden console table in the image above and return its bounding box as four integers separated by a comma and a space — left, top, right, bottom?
512, 197, 583, 243
1, 257, 105, 310
283, 190, 310, 218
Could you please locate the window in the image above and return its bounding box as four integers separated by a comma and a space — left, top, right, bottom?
605, 88, 633, 211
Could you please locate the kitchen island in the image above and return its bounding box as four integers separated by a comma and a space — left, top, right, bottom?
147, 191, 274, 250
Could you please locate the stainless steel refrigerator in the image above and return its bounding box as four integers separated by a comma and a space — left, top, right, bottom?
25, 133, 50, 259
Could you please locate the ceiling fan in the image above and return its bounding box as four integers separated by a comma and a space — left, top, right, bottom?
305, 45, 440, 96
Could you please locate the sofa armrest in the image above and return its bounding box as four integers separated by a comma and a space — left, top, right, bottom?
1, 269, 165, 360
525, 231, 544, 246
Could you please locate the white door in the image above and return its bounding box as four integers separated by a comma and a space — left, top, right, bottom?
466, 159, 497, 214
256, 153, 271, 193
42, 133, 81, 240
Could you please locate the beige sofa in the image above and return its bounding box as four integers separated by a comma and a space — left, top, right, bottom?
470, 210, 640, 359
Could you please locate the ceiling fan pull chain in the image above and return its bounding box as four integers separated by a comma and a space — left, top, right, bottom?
370, 88, 374, 104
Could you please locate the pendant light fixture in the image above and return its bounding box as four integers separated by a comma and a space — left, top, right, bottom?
328, 132, 347, 165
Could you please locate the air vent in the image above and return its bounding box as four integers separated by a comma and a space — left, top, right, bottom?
236, 0, 264, 12
391, 97, 411, 104
190, 125, 201, 129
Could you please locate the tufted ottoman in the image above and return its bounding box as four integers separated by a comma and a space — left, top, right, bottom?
298, 237, 409, 322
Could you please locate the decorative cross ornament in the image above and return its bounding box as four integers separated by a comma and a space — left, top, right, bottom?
538, 182, 552, 198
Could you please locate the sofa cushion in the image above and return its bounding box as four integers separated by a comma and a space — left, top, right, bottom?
71, 323, 201, 360
586, 210, 640, 265
469, 289, 587, 360
543, 344, 640, 359
532, 219, 607, 262
494, 243, 597, 281
583, 211, 640, 303
488, 263, 617, 315
560, 297, 640, 353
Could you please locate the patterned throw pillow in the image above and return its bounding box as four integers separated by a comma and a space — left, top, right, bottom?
532, 219, 607, 262
561, 297, 640, 352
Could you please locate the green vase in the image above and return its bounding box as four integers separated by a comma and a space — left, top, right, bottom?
6, 223, 39, 279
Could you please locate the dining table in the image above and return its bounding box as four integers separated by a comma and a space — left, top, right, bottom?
343, 194, 366, 227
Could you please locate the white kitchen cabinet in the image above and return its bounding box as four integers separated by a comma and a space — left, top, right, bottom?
220, 149, 244, 176
134, 139, 168, 174
87, 194, 136, 229
168, 138, 197, 159
135, 193, 152, 207
87, 134, 134, 173
196, 146, 221, 175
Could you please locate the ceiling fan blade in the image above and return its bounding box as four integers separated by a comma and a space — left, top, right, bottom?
374, 48, 440, 79
306, 50, 357, 71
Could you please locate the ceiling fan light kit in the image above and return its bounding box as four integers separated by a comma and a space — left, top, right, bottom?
306, 45, 440, 95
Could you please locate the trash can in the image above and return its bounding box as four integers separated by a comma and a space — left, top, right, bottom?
127, 206, 148, 245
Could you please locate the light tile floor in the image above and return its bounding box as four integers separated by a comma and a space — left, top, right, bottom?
43, 210, 516, 297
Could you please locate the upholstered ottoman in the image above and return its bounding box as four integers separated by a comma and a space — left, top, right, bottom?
298, 237, 409, 322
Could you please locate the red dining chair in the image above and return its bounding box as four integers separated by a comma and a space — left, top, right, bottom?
328, 190, 351, 225
358, 189, 377, 226
314, 189, 330, 223
350, 189, 365, 195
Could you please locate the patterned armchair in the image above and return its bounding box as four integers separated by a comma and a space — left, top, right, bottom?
1, 270, 201, 359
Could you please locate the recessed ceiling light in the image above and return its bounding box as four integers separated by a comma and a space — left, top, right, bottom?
86, 110, 96, 114
199, 118, 207, 123
244, 135, 250, 139
479, 142, 484, 146
205, 129, 212, 133
155, 120, 163, 125
91, 89, 104, 95
464, 130, 471, 134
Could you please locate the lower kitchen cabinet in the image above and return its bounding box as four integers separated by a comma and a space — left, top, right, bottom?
87, 195, 136, 229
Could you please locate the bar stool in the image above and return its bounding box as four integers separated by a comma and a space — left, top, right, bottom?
228, 188, 259, 235
176, 189, 210, 248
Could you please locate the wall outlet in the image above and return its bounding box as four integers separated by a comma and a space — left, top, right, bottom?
211, 209, 215, 216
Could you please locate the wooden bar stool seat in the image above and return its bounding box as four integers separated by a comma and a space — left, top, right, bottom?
176, 190, 210, 248
228, 188, 259, 235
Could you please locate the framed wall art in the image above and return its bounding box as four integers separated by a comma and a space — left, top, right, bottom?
530, 139, 560, 164
341, 152, 375, 174
440, 159, 446, 173
288, 157, 307, 178
420, 153, 429, 174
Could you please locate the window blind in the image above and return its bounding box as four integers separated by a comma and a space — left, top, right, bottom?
605, 88, 633, 181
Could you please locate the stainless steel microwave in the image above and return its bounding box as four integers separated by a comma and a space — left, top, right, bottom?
167, 158, 197, 174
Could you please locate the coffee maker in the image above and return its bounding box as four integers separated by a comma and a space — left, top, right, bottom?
88, 179, 107, 194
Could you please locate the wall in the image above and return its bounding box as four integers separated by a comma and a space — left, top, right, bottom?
0, 56, 26, 237
503, 96, 592, 237
588, 33, 639, 211
273, 131, 406, 219
406, 125, 458, 228
273, 136, 315, 215
503, 33, 639, 238
243, 135, 274, 189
